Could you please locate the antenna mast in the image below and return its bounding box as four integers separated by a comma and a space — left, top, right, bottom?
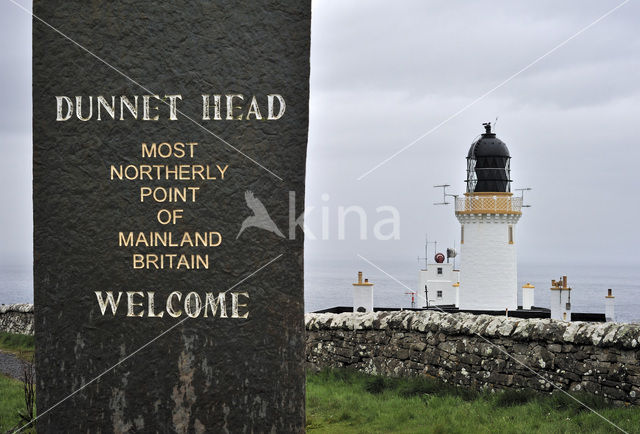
515, 187, 533, 208
418, 234, 439, 270
417, 234, 428, 270
433, 184, 457, 205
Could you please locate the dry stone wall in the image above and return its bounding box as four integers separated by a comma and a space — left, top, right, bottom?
3, 306, 640, 405
305, 311, 640, 405
0, 304, 34, 335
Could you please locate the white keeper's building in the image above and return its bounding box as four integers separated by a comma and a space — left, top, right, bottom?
418, 259, 460, 307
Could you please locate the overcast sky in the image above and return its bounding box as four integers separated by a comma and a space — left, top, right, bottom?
1, 0, 639, 270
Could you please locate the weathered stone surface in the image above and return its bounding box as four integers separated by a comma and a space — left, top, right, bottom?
0, 304, 34, 335
33, 1, 310, 432
306, 311, 640, 405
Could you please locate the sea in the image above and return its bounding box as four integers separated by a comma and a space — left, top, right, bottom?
2, 261, 639, 323
304, 258, 640, 323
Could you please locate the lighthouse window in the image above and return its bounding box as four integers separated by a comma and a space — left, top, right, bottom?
508, 225, 514, 244
437, 290, 443, 298
461, 226, 464, 244
437, 267, 443, 275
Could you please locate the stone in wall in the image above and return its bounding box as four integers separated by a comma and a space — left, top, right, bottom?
305, 311, 640, 406
0, 304, 34, 335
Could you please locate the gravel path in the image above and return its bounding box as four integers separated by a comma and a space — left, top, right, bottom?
0, 350, 27, 380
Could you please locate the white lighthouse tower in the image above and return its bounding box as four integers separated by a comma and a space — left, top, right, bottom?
455, 123, 523, 311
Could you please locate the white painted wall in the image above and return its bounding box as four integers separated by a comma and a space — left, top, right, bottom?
353, 286, 374, 312
453, 270, 460, 307
456, 213, 520, 310
418, 263, 458, 306
522, 285, 535, 310
605, 296, 615, 322
550, 289, 572, 321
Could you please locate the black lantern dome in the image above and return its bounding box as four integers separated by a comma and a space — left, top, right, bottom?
466, 123, 511, 193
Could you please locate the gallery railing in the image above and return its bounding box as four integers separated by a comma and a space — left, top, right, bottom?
455, 195, 523, 215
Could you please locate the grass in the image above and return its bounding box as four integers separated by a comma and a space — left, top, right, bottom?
0, 333, 35, 432
306, 369, 640, 433
0, 374, 35, 433
0, 332, 34, 361
1, 332, 638, 434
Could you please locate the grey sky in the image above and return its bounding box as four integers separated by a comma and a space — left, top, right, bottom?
305, 0, 640, 266
1, 0, 639, 270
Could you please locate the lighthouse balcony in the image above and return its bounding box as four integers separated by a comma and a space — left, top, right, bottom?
455, 194, 522, 215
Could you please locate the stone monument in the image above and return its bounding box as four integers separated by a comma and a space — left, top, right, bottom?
33, 1, 310, 431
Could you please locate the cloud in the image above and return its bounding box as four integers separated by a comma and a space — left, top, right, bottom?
1, 0, 638, 269
306, 0, 640, 265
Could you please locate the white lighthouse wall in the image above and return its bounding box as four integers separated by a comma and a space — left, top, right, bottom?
418, 263, 457, 306
453, 269, 460, 283
453, 270, 460, 307
458, 214, 518, 311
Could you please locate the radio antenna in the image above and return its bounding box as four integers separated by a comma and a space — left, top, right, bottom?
434, 184, 457, 205
418, 234, 439, 270
515, 187, 532, 208
424, 234, 428, 269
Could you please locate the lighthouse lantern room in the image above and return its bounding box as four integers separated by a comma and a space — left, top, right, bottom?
455, 123, 522, 311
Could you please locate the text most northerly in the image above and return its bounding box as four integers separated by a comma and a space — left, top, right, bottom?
110, 163, 229, 181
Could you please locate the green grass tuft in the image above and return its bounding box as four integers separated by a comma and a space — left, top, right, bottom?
0, 374, 35, 432
493, 388, 536, 407
306, 369, 640, 433
0, 332, 34, 351
364, 375, 389, 394
0, 332, 35, 360
542, 390, 611, 414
